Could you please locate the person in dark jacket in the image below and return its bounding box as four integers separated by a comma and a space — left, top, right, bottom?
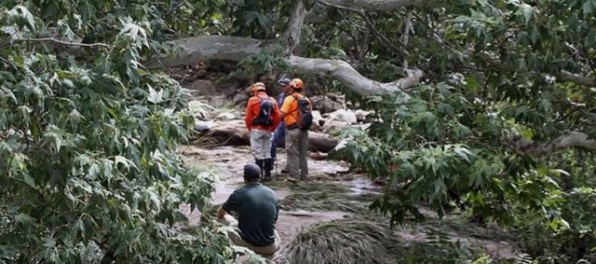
270, 77, 293, 174
217, 164, 281, 256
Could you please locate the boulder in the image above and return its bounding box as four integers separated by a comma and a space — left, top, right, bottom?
310, 110, 325, 132
327, 109, 358, 124
321, 120, 351, 134
215, 112, 236, 121
310, 94, 346, 114
188, 79, 217, 97
354, 109, 373, 122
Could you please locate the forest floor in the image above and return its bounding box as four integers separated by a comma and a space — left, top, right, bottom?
178, 144, 521, 263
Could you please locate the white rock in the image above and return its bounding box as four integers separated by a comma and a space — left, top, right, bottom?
354, 109, 373, 122
195, 120, 215, 131
215, 112, 236, 121
322, 120, 351, 134
327, 109, 358, 124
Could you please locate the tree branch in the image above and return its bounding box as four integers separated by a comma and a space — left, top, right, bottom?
283, 1, 308, 53
316, 0, 411, 57
143, 35, 423, 97
559, 70, 596, 87
318, 0, 424, 11
287, 55, 423, 96
19, 37, 110, 48
143, 36, 272, 69
478, 51, 596, 88
503, 132, 596, 155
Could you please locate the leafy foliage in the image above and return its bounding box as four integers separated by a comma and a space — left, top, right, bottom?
327, 0, 596, 262
0, 2, 240, 263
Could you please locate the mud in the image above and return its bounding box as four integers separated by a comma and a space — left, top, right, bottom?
179, 145, 358, 249
179, 144, 519, 262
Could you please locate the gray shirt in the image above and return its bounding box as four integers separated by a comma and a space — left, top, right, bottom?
222, 183, 279, 246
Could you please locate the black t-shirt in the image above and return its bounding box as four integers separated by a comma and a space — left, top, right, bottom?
222, 183, 279, 246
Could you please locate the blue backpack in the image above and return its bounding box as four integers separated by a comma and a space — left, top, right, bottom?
252, 97, 274, 126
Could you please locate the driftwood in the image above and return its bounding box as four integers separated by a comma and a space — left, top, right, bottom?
193, 120, 339, 153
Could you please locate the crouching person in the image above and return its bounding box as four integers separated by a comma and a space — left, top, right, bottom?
216, 164, 281, 257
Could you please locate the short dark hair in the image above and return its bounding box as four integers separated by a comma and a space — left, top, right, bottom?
244, 164, 261, 181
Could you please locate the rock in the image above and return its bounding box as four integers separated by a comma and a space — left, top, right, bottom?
215, 112, 236, 121
310, 151, 328, 160
321, 120, 351, 134
354, 109, 373, 122
310, 94, 346, 114
188, 100, 215, 120
328, 109, 357, 124
195, 120, 216, 131
188, 79, 217, 97
310, 110, 325, 132
231, 90, 250, 106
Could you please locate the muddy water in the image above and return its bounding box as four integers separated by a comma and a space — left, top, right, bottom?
179, 145, 520, 261
180, 145, 360, 248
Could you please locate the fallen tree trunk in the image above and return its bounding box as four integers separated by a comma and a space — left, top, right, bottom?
193, 120, 339, 153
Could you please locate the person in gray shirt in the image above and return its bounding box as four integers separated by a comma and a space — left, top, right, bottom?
217, 163, 281, 256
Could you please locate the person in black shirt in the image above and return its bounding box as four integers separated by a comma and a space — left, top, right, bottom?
217, 163, 281, 256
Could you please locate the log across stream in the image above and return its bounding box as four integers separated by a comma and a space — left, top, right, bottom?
194, 120, 339, 153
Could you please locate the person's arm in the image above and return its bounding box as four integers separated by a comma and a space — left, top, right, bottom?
274, 198, 280, 222
279, 96, 292, 119
217, 206, 228, 218
217, 190, 242, 219
244, 98, 254, 130
271, 100, 281, 130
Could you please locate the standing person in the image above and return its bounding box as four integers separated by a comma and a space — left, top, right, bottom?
270, 77, 293, 174
279, 78, 313, 181
244, 82, 281, 181
217, 163, 281, 257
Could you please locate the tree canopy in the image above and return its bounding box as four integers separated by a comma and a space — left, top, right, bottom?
1, 0, 595, 263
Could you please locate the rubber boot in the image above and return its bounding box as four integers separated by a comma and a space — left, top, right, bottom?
263, 159, 273, 181
255, 159, 265, 180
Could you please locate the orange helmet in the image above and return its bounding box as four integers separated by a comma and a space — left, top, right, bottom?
252, 82, 266, 91
290, 78, 303, 89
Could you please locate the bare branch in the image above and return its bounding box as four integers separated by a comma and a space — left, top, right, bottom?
287, 55, 423, 96
559, 70, 596, 87
18, 37, 110, 48
143, 35, 423, 97
360, 11, 409, 56
316, 0, 410, 56
402, 11, 413, 68
144, 36, 271, 69
479, 51, 596, 88
283, 1, 308, 53
318, 0, 424, 11
503, 132, 596, 155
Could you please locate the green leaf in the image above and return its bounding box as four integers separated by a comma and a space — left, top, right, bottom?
23, 173, 36, 188
147, 85, 164, 104
519, 3, 534, 25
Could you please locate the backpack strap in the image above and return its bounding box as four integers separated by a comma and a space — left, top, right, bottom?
289, 94, 302, 114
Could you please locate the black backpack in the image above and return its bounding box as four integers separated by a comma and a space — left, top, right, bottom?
292, 95, 313, 131
252, 97, 275, 126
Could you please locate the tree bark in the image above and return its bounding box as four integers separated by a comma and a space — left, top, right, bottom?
318, 0, 424, 11
143, 35, 422, 97
193, 120, 339, 153
503, 132, 596, 155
